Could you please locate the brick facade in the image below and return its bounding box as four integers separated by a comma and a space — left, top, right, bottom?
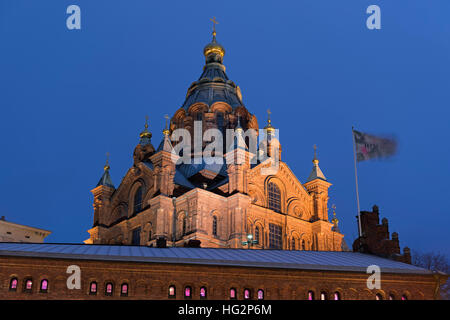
0, 255, 441, 300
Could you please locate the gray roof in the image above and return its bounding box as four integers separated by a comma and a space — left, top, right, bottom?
96, 170, 114, 188
306, 161, 327, 182
0, 243, 432, 275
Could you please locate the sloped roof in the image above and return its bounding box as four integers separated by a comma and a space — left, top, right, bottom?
306, 162, 327, 182
96, 170, 114, 188
0, 243, 432, 275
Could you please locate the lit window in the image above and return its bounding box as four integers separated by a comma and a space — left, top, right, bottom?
90, 282, 97, 295
269, 223, 282, 249
389, 294, 395, 300
334, 292, 340, 300
133, 186, 143, 214
24, 279, 32, 292
212, 216, 217, 236
401, 295, 407, 300
257, 289, 264, 300
320, 292, 327, 300
268, 182, 281, 212
375, 293, 383, 300
121, 283, 128, 297
200, 287, 207, 299
9, 278, 18, 291
230, 288, 237, 300
169, 285, 176, 298
105, 283, 113, 296
40, 279, 48, 293
184, 286, 192, 298
308, 291, 315, 300
244, 289, 251, 300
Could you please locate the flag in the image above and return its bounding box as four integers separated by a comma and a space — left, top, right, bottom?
353, 129, 397, 162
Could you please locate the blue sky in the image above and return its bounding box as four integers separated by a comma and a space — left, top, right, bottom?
0, 0, 449, 256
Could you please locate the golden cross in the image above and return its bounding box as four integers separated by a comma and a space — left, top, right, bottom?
210, 17, 219, 34
164, 114, 169, 129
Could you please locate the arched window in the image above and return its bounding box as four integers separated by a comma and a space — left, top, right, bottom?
200, 287, 207, 299
291, 238, 296, 250
212, 216, 217, 236
375, 293, 383, 300
196, 112, 203, 121
230, 288, 237, 300
121, 283, 128, 297
244, 288, 251, 300
89, 282, 97, 295
334, 292, 341, 300
320, 292, 327, 300
257, 289, 264, 300
9, 278, 18, 291
132, 227, 141, 245
148, 229, 152, 241
133, 186, 143, 214
182, 216, 187, 235
268, 182, 281, 212
302, 240, 306, 250
168, 285, 176, 298
307, 291, 315, 300
24, 279, 33, 292
40, 279, 48, 293
105, 282, 113, 296
184, 286, 192, 299
254, 227, 260, 244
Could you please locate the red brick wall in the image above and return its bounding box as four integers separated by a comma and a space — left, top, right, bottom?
0, 255, 439, 300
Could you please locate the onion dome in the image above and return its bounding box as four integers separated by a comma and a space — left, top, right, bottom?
264, 109, 275, 135
181, 18, 244, 110
139, 116, 152, 145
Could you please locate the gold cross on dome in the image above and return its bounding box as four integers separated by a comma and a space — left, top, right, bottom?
210, 17, 219, 32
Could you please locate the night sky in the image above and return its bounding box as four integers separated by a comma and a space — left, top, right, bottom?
1, 1, 449, 256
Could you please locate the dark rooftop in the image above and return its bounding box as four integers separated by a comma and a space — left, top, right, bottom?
0, 243, 432, 275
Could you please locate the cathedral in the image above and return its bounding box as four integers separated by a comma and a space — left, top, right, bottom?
85, 25, 344, 252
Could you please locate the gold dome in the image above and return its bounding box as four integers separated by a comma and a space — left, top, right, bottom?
140, 116, 152, 139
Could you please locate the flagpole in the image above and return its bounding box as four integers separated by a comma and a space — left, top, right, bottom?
352, 126, 362, 238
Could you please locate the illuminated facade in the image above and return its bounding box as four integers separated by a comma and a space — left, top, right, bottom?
85, 30, 345, 252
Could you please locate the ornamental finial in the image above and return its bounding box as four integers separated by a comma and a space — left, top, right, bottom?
163, 114, 170, 136
331, 204, 339, 227
104, 152, 110, 171
313, 144, 319, 165
210, 17, 219, 39
264, 108, 275, 134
